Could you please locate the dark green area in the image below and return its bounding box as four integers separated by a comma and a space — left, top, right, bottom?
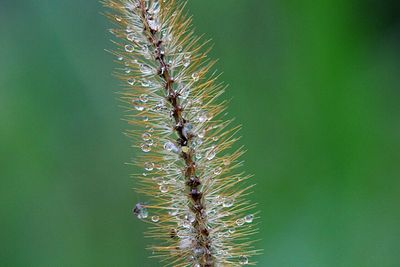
0, 0, 399, 266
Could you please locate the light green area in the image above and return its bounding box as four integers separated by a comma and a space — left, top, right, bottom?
0, 0, 399, 266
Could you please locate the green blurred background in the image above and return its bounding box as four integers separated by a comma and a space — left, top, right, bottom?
1, 0, 399, 266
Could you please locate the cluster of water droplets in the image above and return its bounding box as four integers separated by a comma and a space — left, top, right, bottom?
114, 1, 256, 265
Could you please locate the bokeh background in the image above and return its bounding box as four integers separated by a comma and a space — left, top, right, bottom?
1, 0, 399, 266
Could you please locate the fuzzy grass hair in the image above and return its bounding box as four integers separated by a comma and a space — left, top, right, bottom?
103, 0, 260, 266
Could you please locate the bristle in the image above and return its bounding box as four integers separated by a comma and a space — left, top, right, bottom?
103, 0, 259, 266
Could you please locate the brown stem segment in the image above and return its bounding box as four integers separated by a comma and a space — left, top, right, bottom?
138, 1, 213, 266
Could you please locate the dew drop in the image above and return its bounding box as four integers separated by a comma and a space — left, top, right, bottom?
164, 141, 178, 153
197, 129, 206, 139
149, 1, 160, 14
115, 16, 122, 22
206, 150, 216, 161
142, 132, 151, 141
127, 33, 135, 41
169, 208, 178, 216
244, 214, 254, 223
141, 45, 149, 55
198, 112, 208, 123
182, 123, 193, 138
180, 87, 190, 99
141, 144, 151, 153
207, 209, 216, 216
126, 25, 134, 33
159, 184, 169, 193
127, 78, 135, 85
223, 158, 231, 166
148, 18, 160, 31
145, 139, 154, 146
222, 197, 234, 208
133, 100, 145, 111
213, 167, 222, 175
236, 218, 245, 226
133, 203, 148, 219
140, 64, 152, 74
193, 246, 205, 256
141, 79, 150, 87
192, 72, 199, 81
125, 44, 134, 52
151, 215, 160, 222
183, 59, 191, 68
239, 255, 249, 265
139, 94, 149, 103
144, 162, 154, 171
117, 56, 124, 61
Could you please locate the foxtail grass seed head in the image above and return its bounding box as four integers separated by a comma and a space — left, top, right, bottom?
103, 0, 260, 266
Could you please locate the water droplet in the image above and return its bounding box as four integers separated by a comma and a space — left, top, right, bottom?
149, 1, 160, 14
236, 218, 245, 226
144, 162, 154, 171
126, 78, 135, 85
239, 255, 249, 265
151, 215, 160, 222
159, 184, 169, 193
183, 58, 190, 68
198, 129, 206, 139
223, 158, 231, 166
193, 246, 205, 256
206, 150, 216, 160
139, 94, 149, 103
164, 141, 178, 153
115, 16, 122, 22
141, 79, 150, 87
169, 208, 178, 216
142, 132, 151, 141
125, 44, 134, 52
127, 33, 135, 42
222, 197, 234, 208
192, 72, 199, 81
140, 64, 152, 74
133, 203, 148, 219
182, 123, 193, 138
124, 2, 138, 11
148, 18, 160, 31
117, 56, 124, 61
133, 100, 144, 111
145, 139, 154, 146
141, 144, 151, 152
198, 112, 208, 123
213, 167, 222, 175
195, 152, 202, 160
141, 45, 149, 55
142, 116, 149, 122
207, 209, 216, 216
244, 214, 254, 223
126, 25, 134, 33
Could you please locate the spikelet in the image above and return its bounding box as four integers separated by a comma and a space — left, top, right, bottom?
103, 0, 259, 266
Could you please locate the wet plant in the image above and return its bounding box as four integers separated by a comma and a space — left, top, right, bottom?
103, 0, 260, 266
